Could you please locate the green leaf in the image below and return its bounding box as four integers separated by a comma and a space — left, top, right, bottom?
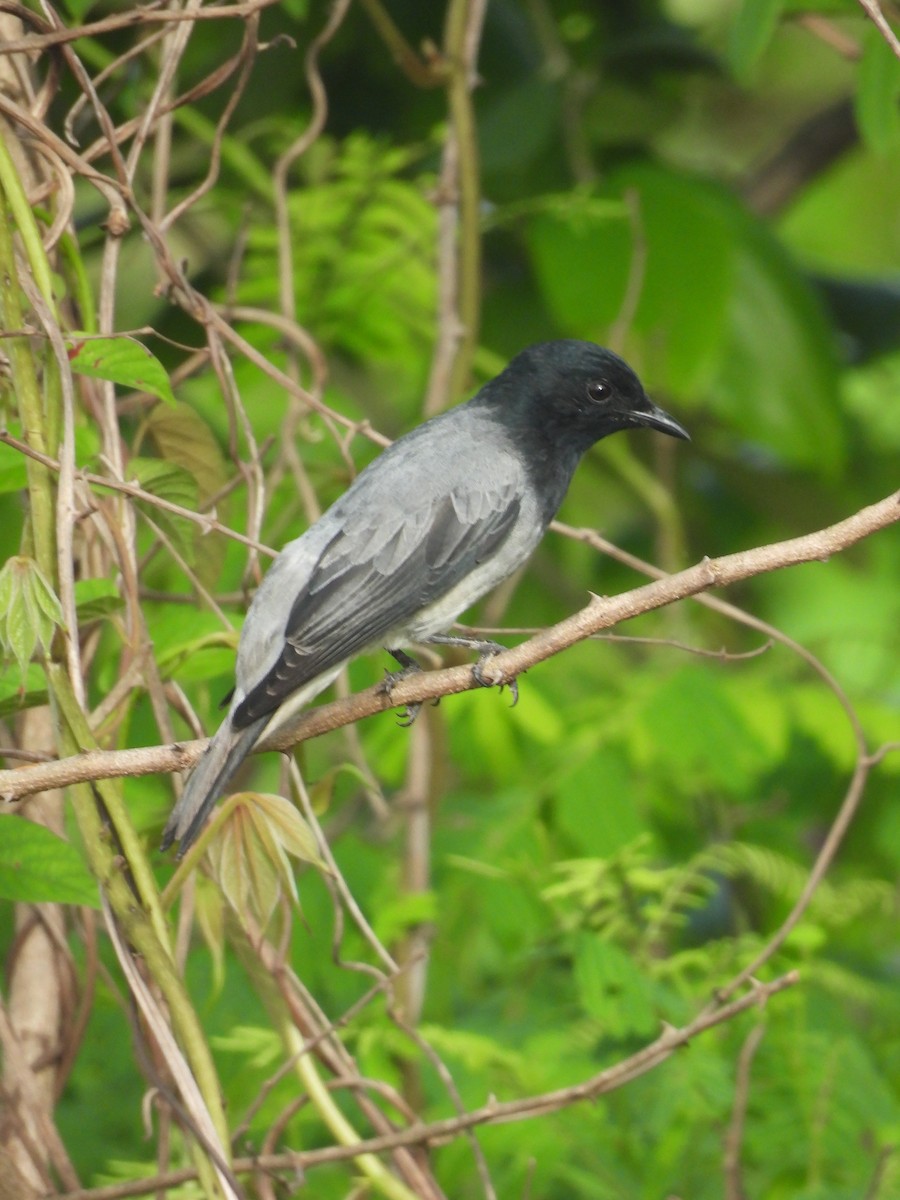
67, 334, 176, 406
243, 134, 438, 379
31, 565, 66, 623
58, 0, 100, 19
0, 817, 98, 906
766, 559, 900, 691
144, 402, 230, 584
526, 169, 736, 396
149, 609, 238, 684
727, 0, 784, 81
193, 874, 226, 993
144, 402, 228, 503
210, 792, 326, 930
788, 683, 858, 770
712, 227, 844, 474
479, 78, 561, 176
555, 748, 646, 857
0, 438, 28, 494
248, 792, 325, 869
416, 1024, 525, 1078
0, 557, 63, 676
0, 662, 48, 718
856, 27, 900, 155
210, 1024, 281, 1065
127, 458, 198, 510
844, 351, 900, 450
779, 149, 900, 274
527, 198, 632, 338
630, 665, 769, 796
573, 934, 657, 1036
373, 890, 438, 945
126, 457, 199, 563
74, 578, 125, 623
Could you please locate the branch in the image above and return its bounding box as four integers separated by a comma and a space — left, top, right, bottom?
723, 1023, 766, 1200
50, 971, 800, 1200
0, 1, 284, 55
441, 0, 487, 403
357, 0, 449, 88
742, 97, 856, 217
0, 429, 275, 556
1, 490, 897, 802
857, 0, 900, 61
551, 514, 900, 1006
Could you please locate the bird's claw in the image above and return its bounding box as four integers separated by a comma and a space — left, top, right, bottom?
472, 646, 520, 707
396, 702, 422, 728
425, 635, 521, 707
380, 650, 429, 726
379, 648, 423, 694
378, 665, 416, 695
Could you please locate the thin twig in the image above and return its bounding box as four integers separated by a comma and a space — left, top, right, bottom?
549, 516, 893, 1000
723, 1023, 765, 1200
50, 973, 801, 1200
857, 0, 900, 60
0, 0, 284, 55
0, 430, 275, 555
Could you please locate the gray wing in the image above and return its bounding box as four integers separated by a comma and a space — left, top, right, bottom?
232, 480, 522, 728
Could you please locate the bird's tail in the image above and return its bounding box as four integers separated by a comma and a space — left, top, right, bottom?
162, 715, 268, 856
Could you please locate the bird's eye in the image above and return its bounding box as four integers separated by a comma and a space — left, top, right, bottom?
587, 380, 611, 403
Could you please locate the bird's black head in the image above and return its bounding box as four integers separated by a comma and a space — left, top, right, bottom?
487, 340, 689, 458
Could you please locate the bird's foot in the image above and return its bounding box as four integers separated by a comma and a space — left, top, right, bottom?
379, 648, 425, 726
473, 649, 519, 707
424, 634, 520, 707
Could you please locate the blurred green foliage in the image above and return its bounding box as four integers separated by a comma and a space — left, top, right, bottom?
3, 0, 900, 1197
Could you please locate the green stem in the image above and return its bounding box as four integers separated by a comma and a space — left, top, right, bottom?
1, 134, 231, 1187
0, 133, 57, 313
55, 225, 98, 333
49, 665, 232, 1175
233, 926, 421, 1200
288, 1028, 419, 1200
359, 1, 482, 403
0, 181, 56, 576
444, 0, 483, 402
49, 667, 171, 948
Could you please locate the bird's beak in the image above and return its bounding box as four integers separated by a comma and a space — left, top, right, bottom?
635, 398, 690, 441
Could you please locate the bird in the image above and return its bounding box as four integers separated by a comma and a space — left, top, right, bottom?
162, 340, 689, 854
